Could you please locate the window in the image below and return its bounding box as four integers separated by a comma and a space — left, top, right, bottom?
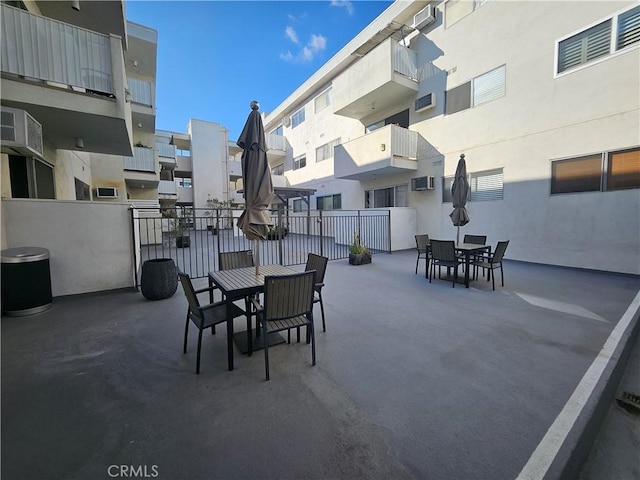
470, 168, 503, 201
445, 66, 505, 114
75, 178, 90, 200
556, 6, 640, 74
551, 149, 640, 194
176, 177, 192, 188
291, 107, 305, 128
316, 194, 341, 210
364, 185, 408, 208
271, 125, 283, 136
8, 155, 55, 199
473, 66, 505, 106
292, 198, 305, 212
442, 176, 455, 203
293, 155, 306, 170
272, 163, 284, 176
177, 148, 190, 157
316, 138, 341, 162
314, 87, 332, 113
607, 148, 640, 190
365, 120, 385, 133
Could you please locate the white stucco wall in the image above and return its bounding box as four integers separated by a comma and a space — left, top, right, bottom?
2, 199, 133, 296
189, 119, 229, 208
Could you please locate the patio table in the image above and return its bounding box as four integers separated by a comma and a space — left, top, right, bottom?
208, 264, 297, 371
455, 243, 491, 288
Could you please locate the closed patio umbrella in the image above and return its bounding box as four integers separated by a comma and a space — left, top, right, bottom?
449, 153, 470, 244
237, 101, 274, 274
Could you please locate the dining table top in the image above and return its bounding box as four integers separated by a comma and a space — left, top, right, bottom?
208, 264, 298, 296
454, 243, 491, 252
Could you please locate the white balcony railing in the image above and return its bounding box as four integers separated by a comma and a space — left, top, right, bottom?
156, 142, 176, 159
159, 180, 177, 195
1, 4, 114, 94
128, 77, 152, 106
124, 147, 155, 172
266, 133, 285, 151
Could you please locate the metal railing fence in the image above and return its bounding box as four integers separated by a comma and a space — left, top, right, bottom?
131, 207, 390, 286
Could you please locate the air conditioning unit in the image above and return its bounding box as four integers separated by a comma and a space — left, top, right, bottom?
282, 116, 291, 127
412, 5, 436, 30
95, 187, 118, 198
0, 106, 44, 158
411, 176, 435, 191
415, 93, 436, 112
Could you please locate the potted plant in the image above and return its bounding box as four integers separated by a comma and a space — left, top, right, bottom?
204, 196, 233, 234
266, 225, 288, 240
172, 217, 191, 248
348, 232, 371, 265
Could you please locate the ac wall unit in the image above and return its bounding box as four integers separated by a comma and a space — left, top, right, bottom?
411, 176, 435, 191
282, 116, 291, 127
95, 187, 118, 198
415, 93, 436, 112
412, 5, 436, 30
0, 106, 44, 158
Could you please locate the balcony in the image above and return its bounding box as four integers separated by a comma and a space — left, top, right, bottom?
177, 185, 193, 203
123, 147, 158, 187
228, 160, 242, 181
0, 4, 132, 156
266, 133, 286, 162
126, 22, 157, 134
333, 38, 418, 120
159, 180, 178, 196
334, 125, 420, 181
156, 142, 176, 168
176, 155, 192, 175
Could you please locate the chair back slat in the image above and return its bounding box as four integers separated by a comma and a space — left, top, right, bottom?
178, 271, 202, 319
305, 253, 328, 284
463, 234, 487, 245
492, 241, 510, 263
219, 250, 254, 271
415, 234, 430, 250
430, 240, 457, 262
264, 271, 315, 321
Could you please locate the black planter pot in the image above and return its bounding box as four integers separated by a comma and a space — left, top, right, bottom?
349, 252, 372, 265
141, 258, 178, 300
207, 225, 218, 235
176, 236, 191, 248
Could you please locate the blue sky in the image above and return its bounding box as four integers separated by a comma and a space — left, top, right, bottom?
125, 1, 393, 140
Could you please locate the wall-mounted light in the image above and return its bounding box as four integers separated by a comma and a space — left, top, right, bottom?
133, 60, 139, 67
76, 137, 84, 149
71, 0, 80, 11
380, 144, 386, 151
137, 123, 143, 128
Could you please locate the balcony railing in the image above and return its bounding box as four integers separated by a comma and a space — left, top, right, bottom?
1, 4, 114, 94
334, 125, 420, 180
124, 147, 155, 172
266, 133, 285, 151
159, 180, 177, 195
128, 77, 152, 106
156, 142, 176, 159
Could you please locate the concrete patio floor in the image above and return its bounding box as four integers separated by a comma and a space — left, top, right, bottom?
2, 249, 639, 480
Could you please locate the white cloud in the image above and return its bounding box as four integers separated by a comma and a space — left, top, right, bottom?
301, 46, 313, 61
330, 0, 354, 15
279, 51, 293, 61
285, 26, 299, 44
309, 34, 327, 52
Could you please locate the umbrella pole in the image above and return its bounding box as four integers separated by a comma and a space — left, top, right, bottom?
456, 225, 460, 245
254, 239, 259, 275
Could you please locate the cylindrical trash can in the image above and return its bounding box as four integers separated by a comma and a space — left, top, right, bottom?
2, 247, 52, 316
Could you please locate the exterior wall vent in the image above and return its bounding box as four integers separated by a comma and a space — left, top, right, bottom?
415, 93, 436, 112
95, 187, 118, 198
411, 176, 435, 191
412, 5, 436, 30
0, 106, 44, 158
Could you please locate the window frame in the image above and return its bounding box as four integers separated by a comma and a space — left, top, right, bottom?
316, 138, 341, 163
291, 107, 306, 129
314, 87, 332, 114
316, 193, 342, 210
469, 168, 504, 201
293, 154, 306, 171
8, 155, 55, 199
364, 185, 408, 208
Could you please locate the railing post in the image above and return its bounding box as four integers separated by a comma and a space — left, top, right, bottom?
387, 210, 392, 253
277, 207, 284, 265
130, 207, 140, 290
319, 210, 324, 257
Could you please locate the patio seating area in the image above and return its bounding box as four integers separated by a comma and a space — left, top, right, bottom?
2, 249, 639, 480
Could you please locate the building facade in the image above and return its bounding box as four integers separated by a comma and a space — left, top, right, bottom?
261, 0, 640, 274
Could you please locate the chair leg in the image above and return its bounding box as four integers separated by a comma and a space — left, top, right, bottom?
310, 321, 316, 366
491, 266, 496, 291
184, 313, 190, 354
263, 321, 270, 381
500, 264, 504, 287
318, 293, 326, 332
415, 254, 419, 274
196, 329, 203, 374
425, 257, 430, 279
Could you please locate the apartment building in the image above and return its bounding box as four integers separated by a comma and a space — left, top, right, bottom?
261, 0, 640, 274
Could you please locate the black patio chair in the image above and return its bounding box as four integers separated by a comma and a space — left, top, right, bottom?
178, 271, 244, 374
429, 239, 462, 288
305, 253, 329, 332
251, 270, 317, 380
472, 240, 510, 291
415, 234, 430, 276
217, 249, 257, 340
461, 234, 487, 275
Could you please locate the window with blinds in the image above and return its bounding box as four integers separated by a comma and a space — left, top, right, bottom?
607, 148, 640, 190
442, 176, 455, 203
473, 65, 505, 106
314, 87, 332, 113
445, 82, 471, 115
617, 6, 640, 50
558, 20, 611, 73
551, 155, 602, 194
470, 168, 504, 201
316, 138, 340, 162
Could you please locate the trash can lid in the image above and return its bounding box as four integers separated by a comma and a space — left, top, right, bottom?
1, 247, 50, 263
